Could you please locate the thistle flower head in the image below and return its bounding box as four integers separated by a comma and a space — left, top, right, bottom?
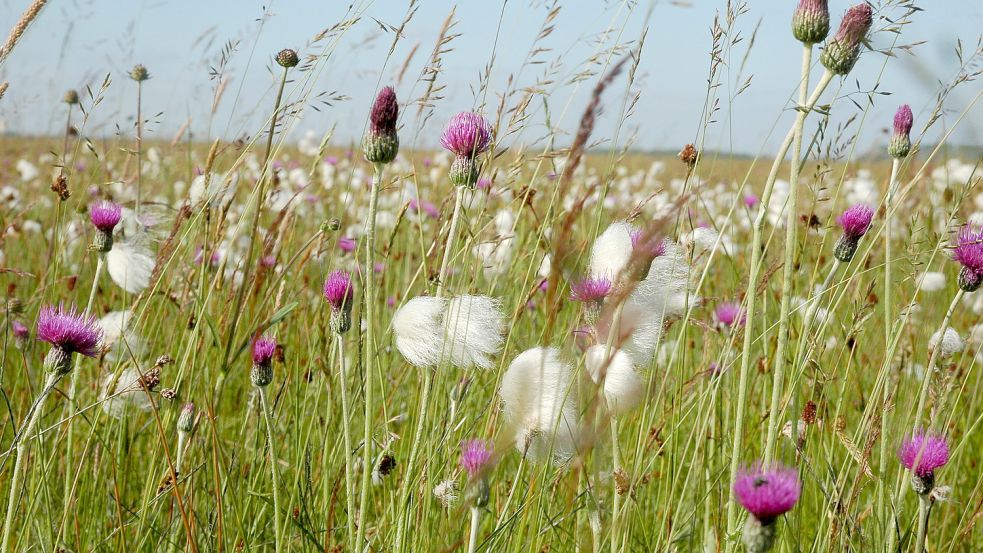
630, 229, 667, 257
893, 104, 913, 136
570, 276, 612, 303
177, 402, 195, 433
369, 86, 398, 136
323, 270, 354, 311
744, 193, 760, 209
714, 302, 746, 329
837, 204, 873, 239
252, 336, 276, 366
275, 49, 299, 68
440, 112, 492, 158
129, 64, 150, 82
12, 320, 29, 340
89, 201, 122, 233
889, 104, 913, 158
37, 303, 102, 358
459, 439, 492, 478
792, 0, 830, 44
733, 463, 802, 523
953, 225, 983, 291
819, 3, 873, 75
899, 432, 950, 478
63, 89, 80, 105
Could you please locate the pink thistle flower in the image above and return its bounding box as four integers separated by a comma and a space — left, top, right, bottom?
338, 237, 356, 254
440, 112, 492, 157
369, 86, 398, 136
953, 225, 983, 291
629, 229, 667, 257
744, 193, 760, 209
460, 439, 492, 478
792, 0, 830, 44
12, 320, 29, 340
252, 336, 276, 366
889, 104, 914, 158
819, 3, 873, 75
893, 104, 913, 137
899, 432, 949, 478
837, 204, 873, 239
714, 302, 746, 329
733, 463, 801, 523
89, 201, 122, 232
322, 270, 354, 311
37, 303, 101, 358
476, 177, 492, 190
570, 276, 612, 303
409, 198, 439, 219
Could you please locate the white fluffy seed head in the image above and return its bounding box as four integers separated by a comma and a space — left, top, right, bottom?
101, 368, 152, 419
106, 239, 155, 294
442, 295, 505, 370
930, 327, 964, 358
97, 310, 146, 362
584, 345, 644, 417
918, 272, 946, 292
500, 347, 579, 464
589, 222, 634, 282
392, 296, 447, 368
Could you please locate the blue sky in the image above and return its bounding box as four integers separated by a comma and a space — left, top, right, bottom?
1, 0, 981, 155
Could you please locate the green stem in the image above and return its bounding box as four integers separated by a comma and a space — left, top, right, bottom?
437, 186, 465, 297
467, 507, 481, 553
878, 157, 901, 541
355, 162, 384, 551
2, 372, 62, 553
336, 333, 356, 548
764, 43, 813, 466
258, 387, 282, 553
136, 80, 143, 214
915, 495, 931, 553
726, 68, 834, 546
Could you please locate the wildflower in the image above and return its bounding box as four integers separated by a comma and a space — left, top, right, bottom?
819, 3, 873, 75
63, 89, 79, 105
129, 64, 150, 81
899, 432, 950, 495
630, 229, 667, 258
460, 439, 492, 478
570, 276, 612, 323
678, 143, 699, 168
363, 86, 399, 164
929, 327, 964, 358
323, 270, 355, 334
275, 49, 299, 68
338, 237, 356, 254
251, 336, 276, 387
500, 347, 579, 464
792, 0, 830, 44
589, 222, 635, 284
37, 303, 102, 374
89, 201, 122, 252
734, 463, 802, 553
888, 104, 913, 159
953, 225, 983, 292
177, 402, 195, 434
584, 346, 644, 417
744, 193, 760, 209
714, 301, 746, 329
441, 112, 492, 187
833, 204, 873, 262
12, 320, 29, 347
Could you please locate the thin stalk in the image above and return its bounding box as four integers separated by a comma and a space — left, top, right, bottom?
878, 157, 901, 536
764, 42, 813, 466
2, 372, 62, 553
258, 387, 282, 553
609, 417, 621, 553
437, 186, 466, 297
135, 80, 143, 214
915, 495, 931, 553
467, 507, 481, 553
335, 333, 356, 548
62, 253, 104, 519
355, 162, 384, 551
726, 68, 834, 543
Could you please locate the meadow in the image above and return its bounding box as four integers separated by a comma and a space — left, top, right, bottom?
1, 0, 983, 552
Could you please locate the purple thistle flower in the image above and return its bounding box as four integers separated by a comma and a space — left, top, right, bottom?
440, 112, 492, 157
12, 320, 29, 340
893, 104, 913, 136
570, 276, 612, 303
338, 237, 356, 254
261, 254, 277, 268
953, 225, 983, 291
744, 193, 760, 209
409, 198, 439, 219
898, 432, 949, 477
89, 201, 122, 233
36, 303, 101, 357
889, 104, 913, 159
369, 86, 398, 136
476, 177, 493, 191
837, 204, 873, 239
792, 0, 830, 44
714, 302, 746, 329
252, 336, 276, 366
630, 229, 667, 257
733, 463, 802, 523
460, 439, 492, 478
323, 270, 354, 311
819, 3, 873, 75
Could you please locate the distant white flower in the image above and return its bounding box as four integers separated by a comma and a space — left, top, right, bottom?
589, 222, 634, 282
98, 311, 146, 361
918, 272, 946, 293
500, 347, 579, 464
538, 254, 552, 278
929, 327, 964, 358
16, 159, 38, 181
392, 297, 447, 368
443, 295, 505, 370
106, 239, 155, 294
101, 368, 152, 418
584, 346, 644, 417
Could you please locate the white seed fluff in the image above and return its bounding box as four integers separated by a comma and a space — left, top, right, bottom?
584, 345, 645, 417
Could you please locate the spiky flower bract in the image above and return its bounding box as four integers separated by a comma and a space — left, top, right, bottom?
441, 112, 492, 187
37, 303, 102, 374
819, 3, 873, 75
251, 336, 276, 387
792, 0, 830, 44
129, 64, 150, 81
889, 104, 913, 158
953, 224, 983, 292
363, 86, 399, 164
323, 270, 355, 333
833, 204, 874, 262
899, 431, 949, 494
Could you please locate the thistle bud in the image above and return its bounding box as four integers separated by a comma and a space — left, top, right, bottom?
792, 0, 830, 44
819, 4, 873, 75
742, 516, 777, 553
888, 104, 913, 159
63, 89, 80, 105
129, 64, 150, 82
177, 402, 195, 434
323, 271, 355, 334
250, 337, 276, 387
449, 155, 480, 187
363, 87, 400, 164
43, 346, 72, 375
275, 49, 299, 68
832, 204, 873, 262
